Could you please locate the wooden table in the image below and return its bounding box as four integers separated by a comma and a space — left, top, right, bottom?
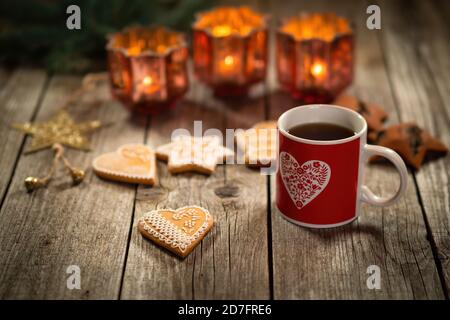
0, 0, 449, 299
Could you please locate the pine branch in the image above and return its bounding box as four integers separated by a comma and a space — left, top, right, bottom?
0, 0, 214, 72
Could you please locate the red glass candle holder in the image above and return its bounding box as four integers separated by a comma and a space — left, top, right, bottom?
192, 6, 268, 97
277, 13, 354, 103
106, 26, 189, 115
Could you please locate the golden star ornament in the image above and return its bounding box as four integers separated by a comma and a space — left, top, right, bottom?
11, 111, 102, 153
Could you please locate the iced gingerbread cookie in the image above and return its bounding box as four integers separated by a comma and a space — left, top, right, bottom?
156, 135, 234, 175
92, 143, 157, 185
236, 120, 278, 167
138, 206, 214, 258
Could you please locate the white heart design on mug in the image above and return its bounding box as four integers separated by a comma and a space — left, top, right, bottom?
280, 152, 331, 210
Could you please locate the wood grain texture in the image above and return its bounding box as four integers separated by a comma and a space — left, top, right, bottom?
120, 0, 270, 299
378, 0, 450, 295
0, 0, 448, 300
0, 75, 145, 299
0, 69, 47, 207
221, 86, 270, 299
266, 0, 444, 299
120, 75, 270, 299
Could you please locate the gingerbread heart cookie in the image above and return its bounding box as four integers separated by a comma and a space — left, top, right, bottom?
138, 206, 214, 258
93, 144, 157, 185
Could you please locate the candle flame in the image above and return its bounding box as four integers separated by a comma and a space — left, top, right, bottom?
143, 76, 153, 86
311, 63, 324, 76
224, 55, 234, 66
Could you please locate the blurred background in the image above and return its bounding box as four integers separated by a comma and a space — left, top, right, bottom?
0, 0, 213, 72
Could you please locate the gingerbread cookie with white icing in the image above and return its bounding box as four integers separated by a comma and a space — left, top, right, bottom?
93, 143, 157, 185
156, 135, 234, 175
138, 206, 214, 258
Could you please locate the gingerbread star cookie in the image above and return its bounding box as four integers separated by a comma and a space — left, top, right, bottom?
138, 206, 214, 258
93, 143, 157, 185
334, 94, 388, 142
235, 120, 278, 167
156, 135, 234, 175
372, 123, 448, 170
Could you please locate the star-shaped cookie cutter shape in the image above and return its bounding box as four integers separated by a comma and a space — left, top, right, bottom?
372, 123, 447, 170
156, 135, 234, 175
11, 110, 103, 153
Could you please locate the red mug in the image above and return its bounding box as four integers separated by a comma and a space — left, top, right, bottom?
276, 104, 408, 228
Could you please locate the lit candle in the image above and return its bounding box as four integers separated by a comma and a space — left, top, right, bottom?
277, 13, 354, 103
141, 75, 160, 94
309, 60, 327, 87
224, 56, 234, 67
106, 26, 189, 115
218, 55, 236, 76
311, 62, 325, 78
193, 6, 268, 97
143, 76, 153, 86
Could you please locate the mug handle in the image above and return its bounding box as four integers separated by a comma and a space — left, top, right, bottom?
361, 145, 408, 206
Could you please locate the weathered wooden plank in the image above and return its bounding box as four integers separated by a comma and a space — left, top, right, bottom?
378, 0, 450, 295
267, 0, 444, 299
221, 88, 270, 299
0, 69, 47, 208
121, 78, 270, 299
120, 95, 226, 299
0, 75, 144, 299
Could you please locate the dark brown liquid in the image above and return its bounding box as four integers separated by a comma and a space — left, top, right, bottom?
288, 122, 356, 141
